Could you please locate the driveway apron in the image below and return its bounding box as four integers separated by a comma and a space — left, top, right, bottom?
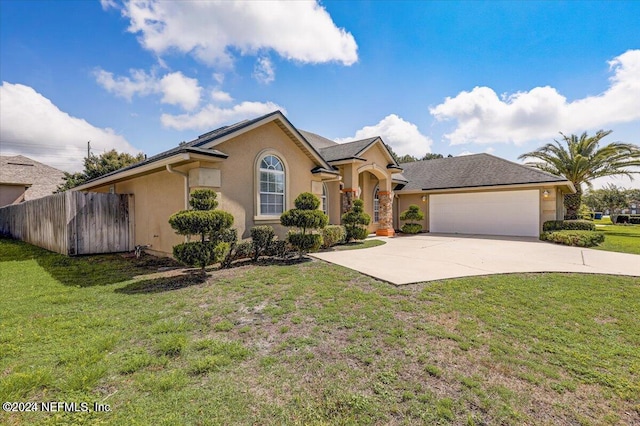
310, 234, 640, 285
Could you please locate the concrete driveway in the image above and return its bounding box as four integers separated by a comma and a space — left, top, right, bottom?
311, 234, 640, 285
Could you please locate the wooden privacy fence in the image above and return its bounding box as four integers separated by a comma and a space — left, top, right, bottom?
0, 191, 134, 256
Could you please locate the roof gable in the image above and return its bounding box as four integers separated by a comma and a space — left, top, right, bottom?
198, 111, 332, 170
398, 153, 569, 191
0, 155, 65, 200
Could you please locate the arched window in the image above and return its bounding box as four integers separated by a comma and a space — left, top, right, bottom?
321, 183, 328, 216
259, 154, 285, 215
373, 185, 380, 223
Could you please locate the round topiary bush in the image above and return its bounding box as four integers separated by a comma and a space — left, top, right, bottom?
399, 204, 424, 234
281, 192, 328, 256
342, 199, 370, 242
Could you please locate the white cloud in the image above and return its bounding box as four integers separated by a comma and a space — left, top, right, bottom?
253, 57, 275, 84
95, 69, 202, 110
430, 49, 640, 145
94, 68, 157, 101
159, 72, 201, 110
337, 114, 433, 158
0, 82, 139, 172
211, 90, 233, 103
100, 0, 118, 11
161, 101, 285, 131
117, 0, 357, 70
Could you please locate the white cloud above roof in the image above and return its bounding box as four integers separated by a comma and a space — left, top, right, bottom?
0, 82, 139, 172
338, 114, 433, 158
95, 69, 202, 111
430, 49, 640, 145
161, 101, 285, 131
115, 0, 358, 69
253, 57, 275, 84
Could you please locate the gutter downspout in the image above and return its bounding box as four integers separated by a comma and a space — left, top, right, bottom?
166, 164, 189, 210
166, 164, 189, 243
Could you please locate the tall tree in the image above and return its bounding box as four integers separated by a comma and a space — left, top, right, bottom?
56, 149, 145, 192
519, 130, 640, 219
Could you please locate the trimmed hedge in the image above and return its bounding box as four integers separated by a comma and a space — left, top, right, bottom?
250, 225, 275, 261
540, 230, 604, 247
264, 239, 291, 258
173, 241, 230, 269
543, 220, 596, 232
613, 214, 640, 224
287, 232, 322, 253
401, 223, 422, 234
321, 225, 346, 249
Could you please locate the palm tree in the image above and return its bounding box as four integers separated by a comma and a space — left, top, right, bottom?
519, 130, 640, 219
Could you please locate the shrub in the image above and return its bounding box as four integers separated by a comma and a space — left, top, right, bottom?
321, 225, 346, 248
613, 214, 640, 224
287, 232, 323, 253
399, 204, 424, 234
401, 223, 422, 234
169, 190, 235, 270
220, 239, 252, 268
172, 241, 229, 269
540, 230, 604, 247
542, 220, 596, 232
281, 193, 328, 256
264, 239, 291, 258
250, 226, 275, 261
342, 199, 371, 242
613, 214, 628, 224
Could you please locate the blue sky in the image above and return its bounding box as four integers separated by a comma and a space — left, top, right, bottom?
1, 0, 639, 188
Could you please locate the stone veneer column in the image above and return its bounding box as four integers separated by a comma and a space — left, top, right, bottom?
341, 188, 356, 214
376, 191, 394, 236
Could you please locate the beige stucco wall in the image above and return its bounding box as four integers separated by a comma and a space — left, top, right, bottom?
540, 186, 561, 224
325, 180, 342, 225
210, 121, 323, 240
90, 170, 186, 257
395, 194, 429, 231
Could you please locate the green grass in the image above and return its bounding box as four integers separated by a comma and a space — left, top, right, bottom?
332, 238, 386, 251
592, 217, 640, 255
1, 237, 639, 425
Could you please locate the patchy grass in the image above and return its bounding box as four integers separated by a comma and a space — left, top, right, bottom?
593, 222, 640, 255
1, 237, 639, 425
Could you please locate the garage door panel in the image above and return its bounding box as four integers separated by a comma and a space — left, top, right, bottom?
429, 190, 539, 237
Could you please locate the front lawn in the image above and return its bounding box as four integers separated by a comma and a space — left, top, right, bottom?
1, 238, 639, 425
593, 222, 640, 255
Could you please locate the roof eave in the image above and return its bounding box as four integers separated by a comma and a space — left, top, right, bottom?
327, 157, 367, 165
356, 137, 401, 168
415, 180, 575, 193
199, 111, 333, 171
73, 151, 226, 191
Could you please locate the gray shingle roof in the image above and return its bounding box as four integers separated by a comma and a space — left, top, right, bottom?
318, 137, 379, 162
299, 130, 337, 150
0, 155, 65, 201
398, 153, 567, 191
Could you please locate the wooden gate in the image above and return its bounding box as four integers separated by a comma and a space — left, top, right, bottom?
0, 191, 134, 255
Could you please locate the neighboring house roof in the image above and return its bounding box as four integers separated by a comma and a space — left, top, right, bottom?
398, 153, 570, 191
0, 155, 65, 201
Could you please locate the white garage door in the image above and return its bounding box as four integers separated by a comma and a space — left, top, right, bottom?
429, 190, 540, 237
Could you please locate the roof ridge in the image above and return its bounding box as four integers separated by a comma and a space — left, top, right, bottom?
481, 153, 566, 180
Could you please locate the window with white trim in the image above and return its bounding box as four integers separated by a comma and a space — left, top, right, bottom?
373, 185, 380, 223
321, 183, 328, 216
259, 155, 285, 215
